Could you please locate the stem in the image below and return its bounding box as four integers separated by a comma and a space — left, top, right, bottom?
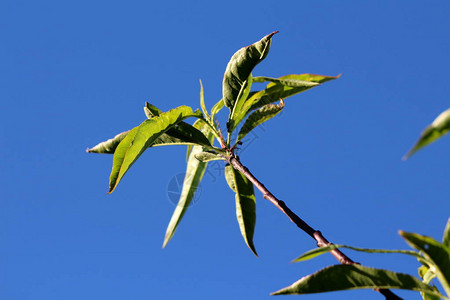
227, 155, 402, 300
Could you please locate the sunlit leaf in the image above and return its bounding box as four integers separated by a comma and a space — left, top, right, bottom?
144, 101, 163, 118
227, 74, 253, 133
236, 100, 284, 142
163, 122, 215, 248
108, 106, 202, 193
199, 79, 210, 120
272, 264, 442, 298
253, 76, 320, 87
87, 131, 130, 154
224, 165, 257, 256
400, 231, 450, 296
231, 73, 339, 130
292, 244, 425, 263
404, 108, 450, 160
211, 99, 224, 121
222, 32, 277, 109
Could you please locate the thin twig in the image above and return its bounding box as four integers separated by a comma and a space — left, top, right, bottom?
227, 155, 402, 300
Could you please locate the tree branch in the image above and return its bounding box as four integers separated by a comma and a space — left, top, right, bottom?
227, 155, 402, 300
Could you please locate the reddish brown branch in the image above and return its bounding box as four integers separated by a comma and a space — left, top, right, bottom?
227, 155, 402, 300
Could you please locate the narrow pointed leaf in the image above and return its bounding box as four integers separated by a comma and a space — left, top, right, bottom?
249, 74, 340, 112
231, 73, 339, 129
253, 76, 320, 87
211, 98, 224, 121
109, 106, 202, 193
404, 108, 450, 160
199, 79, 210, 120
224, 165, 257, 256
237, 100, 284, 142
163, 122, 215, 247
272, 264, 443, 298
292, 244, 425, 263
443, 218, 450, 248
400, 231, 450, 296
227, 74, 253, 132
87, 131, 130, 154
194, 151, 224, 162
222, 32, 277, 109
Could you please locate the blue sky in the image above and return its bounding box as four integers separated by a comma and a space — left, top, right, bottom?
2, 1, 450, 299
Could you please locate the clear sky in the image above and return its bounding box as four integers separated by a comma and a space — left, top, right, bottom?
2, 1, 450, 299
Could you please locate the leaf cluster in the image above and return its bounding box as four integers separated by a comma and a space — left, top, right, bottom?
87, 32, 338, 253
273, 218, 450, 300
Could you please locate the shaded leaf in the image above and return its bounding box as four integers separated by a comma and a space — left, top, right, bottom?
163, 122, 215, 247
194, 151, 224, 162
404, 108, 450, 160
237, 99, 284, 142
400, 231, 450, 296
151, 122, 212, 148
272, 264, 442, 298
293, 244, 425, 263
443, 218, 450, 248
224, 165, 257, 256
222, 32, 277, 109
109, 106, 202, 193
87, 131, 130, 154
144, 104, 213, 152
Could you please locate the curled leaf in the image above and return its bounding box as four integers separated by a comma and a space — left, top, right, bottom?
87, 131, 130, 154
222, 32, 277, 109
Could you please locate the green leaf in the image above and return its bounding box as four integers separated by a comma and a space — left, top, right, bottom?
194, 151, 224, 162
108, 106, 202, 193
443, 218, 450, 248
400, 231, 450, 296
292, 244, 425, 263
144, 101, 162, 118
224, 165, 257, 256
222, 31, 277, 109
231, 73, 339, 130
236, 99, 284, 142
199, 79, 210, 120
163, 122, 215, 248
227, 73, 253, 133
144, 103, 214, 151
271, 264, 443, 298
249, 74, 339, 111
252, 76, 320, 87
211, 98, 224, 121
404, 108, 450, 160
151, 122, 213, 148
87, 131, 130, 154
